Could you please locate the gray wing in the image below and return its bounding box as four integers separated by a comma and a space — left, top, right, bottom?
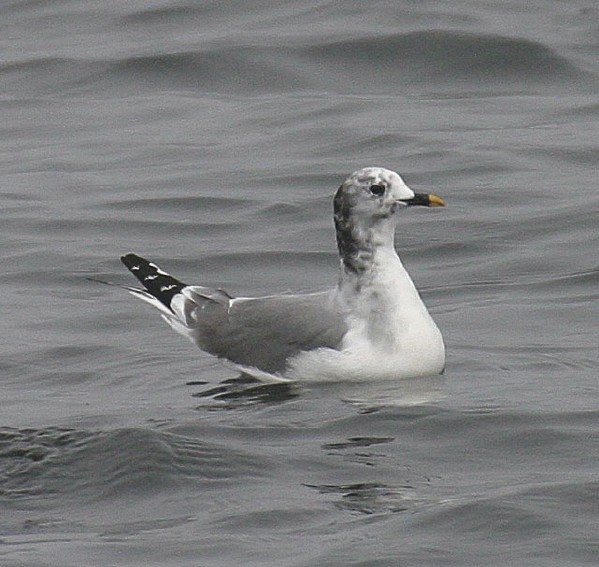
188, 289, 347, 373
115, 253, 347, 373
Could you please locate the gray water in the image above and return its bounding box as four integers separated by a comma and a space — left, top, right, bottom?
1, 1, 598, 566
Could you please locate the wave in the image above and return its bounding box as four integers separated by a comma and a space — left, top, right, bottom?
1, 31, 595, 97
0, 426, 263, 506
299, 30, 597, 92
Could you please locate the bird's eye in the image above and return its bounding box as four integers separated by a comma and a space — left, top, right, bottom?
369, 184, 386, 196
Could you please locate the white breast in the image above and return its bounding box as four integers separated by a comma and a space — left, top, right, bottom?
287, 248, 445, 382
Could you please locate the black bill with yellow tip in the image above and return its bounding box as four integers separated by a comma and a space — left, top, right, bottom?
402, 193, 445, 207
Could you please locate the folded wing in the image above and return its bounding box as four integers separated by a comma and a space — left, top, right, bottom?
120, 254, 347, 373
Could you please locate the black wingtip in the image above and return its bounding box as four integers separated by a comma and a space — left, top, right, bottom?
120, 253, 187, 309
121, 253, 144, 270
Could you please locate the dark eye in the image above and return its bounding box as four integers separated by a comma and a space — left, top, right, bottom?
370, 184, 385, 196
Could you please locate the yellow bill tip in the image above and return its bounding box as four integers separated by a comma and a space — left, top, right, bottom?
428, 194, 445, 207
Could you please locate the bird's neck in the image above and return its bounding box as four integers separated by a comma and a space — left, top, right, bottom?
335, 217, 396, 276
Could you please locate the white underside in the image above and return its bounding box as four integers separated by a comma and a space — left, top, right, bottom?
289, 247, 444, 382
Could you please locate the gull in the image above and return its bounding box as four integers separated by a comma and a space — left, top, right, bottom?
105, 167, 445, 382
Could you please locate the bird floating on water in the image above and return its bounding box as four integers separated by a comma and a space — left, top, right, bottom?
99, 167, 445, 382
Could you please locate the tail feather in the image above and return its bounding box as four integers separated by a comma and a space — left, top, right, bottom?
120, 253, 187, 310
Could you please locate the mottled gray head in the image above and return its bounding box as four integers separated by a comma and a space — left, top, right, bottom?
334, 167, 444, 273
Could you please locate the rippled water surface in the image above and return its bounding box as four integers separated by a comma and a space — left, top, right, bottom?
1, 1, 597, 566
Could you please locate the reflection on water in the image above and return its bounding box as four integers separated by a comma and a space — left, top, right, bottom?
304, 482, 417, 515
331, 374, 446, 409
189, 373, 445, 410
190, 375, 301, 407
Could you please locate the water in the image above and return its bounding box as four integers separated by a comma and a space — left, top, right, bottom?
1, 1, 597, 565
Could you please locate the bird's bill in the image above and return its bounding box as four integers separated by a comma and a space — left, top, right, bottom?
402, 193, 445, 207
